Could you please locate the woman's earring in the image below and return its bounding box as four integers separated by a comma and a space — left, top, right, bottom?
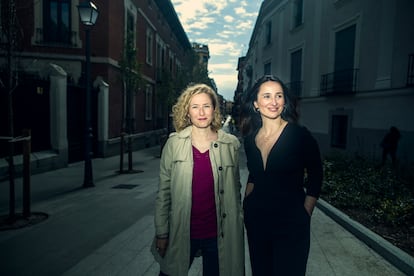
254, 107, 260, 112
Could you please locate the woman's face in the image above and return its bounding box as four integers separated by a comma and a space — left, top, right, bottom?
188, 92, 214, 129
253, 81, 285, 119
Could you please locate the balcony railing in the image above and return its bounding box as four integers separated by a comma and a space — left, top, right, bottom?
407, 54, 414, 86
320, 69, 359, 96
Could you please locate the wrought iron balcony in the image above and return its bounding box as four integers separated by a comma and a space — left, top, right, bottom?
34, 28, 78, 47
320, 69, 359, 96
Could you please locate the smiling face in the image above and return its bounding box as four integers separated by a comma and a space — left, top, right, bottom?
253, 80, 285, 120
188, 92, 214, 129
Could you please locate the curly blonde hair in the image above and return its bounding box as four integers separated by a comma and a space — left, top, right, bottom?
172, 83, 222, 132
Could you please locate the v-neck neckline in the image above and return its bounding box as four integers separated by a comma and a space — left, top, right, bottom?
254, 123, 289, 171
192, 145, 209, 155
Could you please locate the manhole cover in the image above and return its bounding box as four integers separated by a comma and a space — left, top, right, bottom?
112, 184, 139, 189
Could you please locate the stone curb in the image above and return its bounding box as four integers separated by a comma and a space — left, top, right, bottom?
317, 199, 414, 275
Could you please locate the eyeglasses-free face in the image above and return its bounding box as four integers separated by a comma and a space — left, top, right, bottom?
253, 81, 285, 120
188, 93, 214, 129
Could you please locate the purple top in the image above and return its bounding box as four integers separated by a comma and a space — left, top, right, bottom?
190, 146, 217, 239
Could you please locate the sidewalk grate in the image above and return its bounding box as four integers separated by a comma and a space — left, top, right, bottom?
112, 184, 139, 189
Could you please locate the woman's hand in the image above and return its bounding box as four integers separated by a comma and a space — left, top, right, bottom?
244, 182, 254, 198
304, 196, 317, 216
156, 237, 169, 257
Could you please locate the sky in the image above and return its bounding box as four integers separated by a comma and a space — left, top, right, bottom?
170, 0, 262, 101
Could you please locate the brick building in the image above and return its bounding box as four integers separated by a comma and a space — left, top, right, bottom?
0, 0, 193, 175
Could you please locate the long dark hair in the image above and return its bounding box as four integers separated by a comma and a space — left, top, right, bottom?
240, 75, 298, 136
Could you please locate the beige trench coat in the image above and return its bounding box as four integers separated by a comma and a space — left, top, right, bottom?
151, 126, 245, 275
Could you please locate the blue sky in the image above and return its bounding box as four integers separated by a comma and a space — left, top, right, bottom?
170, 0, 262, 101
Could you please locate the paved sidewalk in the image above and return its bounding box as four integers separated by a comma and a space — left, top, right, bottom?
0, 145, 412, 275
61, 209, 405, 276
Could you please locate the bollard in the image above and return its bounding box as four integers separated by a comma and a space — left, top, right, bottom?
127, 133, 133, 171
119, 132, 125, 173
22, 129, 31, 218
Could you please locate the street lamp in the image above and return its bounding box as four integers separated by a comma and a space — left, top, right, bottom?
78, 1, 98, 188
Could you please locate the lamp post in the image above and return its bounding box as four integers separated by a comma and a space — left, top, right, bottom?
78, 1, 98, 188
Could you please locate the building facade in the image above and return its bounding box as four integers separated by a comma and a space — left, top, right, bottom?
192, 42, 210, 69
239, 0, 414, 166
0, 0, 193, 175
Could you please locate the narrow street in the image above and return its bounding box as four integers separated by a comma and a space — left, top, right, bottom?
0, 123, 406, 275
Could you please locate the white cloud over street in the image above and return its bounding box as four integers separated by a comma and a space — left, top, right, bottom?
171, 0, 261, 100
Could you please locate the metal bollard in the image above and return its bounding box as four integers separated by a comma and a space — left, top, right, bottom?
22, 129, 31, 218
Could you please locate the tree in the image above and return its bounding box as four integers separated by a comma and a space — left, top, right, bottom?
0, 0, 22, 220
157, 49, 212, 113
156, 49, 214, 132
156, 65, 187, 118
118, 30, 143, 173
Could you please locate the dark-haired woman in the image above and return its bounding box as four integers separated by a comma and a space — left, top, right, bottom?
240, 75, 323, 275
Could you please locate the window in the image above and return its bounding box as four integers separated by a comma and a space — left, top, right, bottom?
126, 11, 136, 48
293, 0, 303, 28
290, 49, 302, 97
156, 38, 166, 68
156, 41, 161, 68
146, 29, 153, 65
334, 24, 356, 93
156, 38, 166, 80
126, 13, 134, 34
43, 0, 71, 44
264, 62, 271, 75
145, 85, 153, 120
176, 61, 181, 76
124, 0, 137, 49
331, 115, 348, 148
161, 47, 165, 67
265, 21, 272, 45
169, 51, 174, 73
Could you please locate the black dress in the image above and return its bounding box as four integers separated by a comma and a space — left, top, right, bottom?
243, 123, 323, 276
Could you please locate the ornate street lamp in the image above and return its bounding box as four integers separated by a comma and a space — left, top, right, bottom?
78, 1, 98, 188
78, 1, 99, 26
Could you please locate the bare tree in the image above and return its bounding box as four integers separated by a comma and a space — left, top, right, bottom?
1, 0, 22, 220
118, 30, 143, 173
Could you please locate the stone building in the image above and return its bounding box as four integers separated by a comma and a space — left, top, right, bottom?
239, 0, 414, 166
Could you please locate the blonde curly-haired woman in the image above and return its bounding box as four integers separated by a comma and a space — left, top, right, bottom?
151, 83, 245, 276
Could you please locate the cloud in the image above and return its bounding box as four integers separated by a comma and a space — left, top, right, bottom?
208, 40, 242, 57
224, 15, 234, 23
234, 20, 253, 31
172, 0, 228, 26
210, 73, 238, 100
186, 17, 216, 31
170, 0, 261, 100
216, 30, 235, 39
209, 63, 235, 72
234, 6, 246, 15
